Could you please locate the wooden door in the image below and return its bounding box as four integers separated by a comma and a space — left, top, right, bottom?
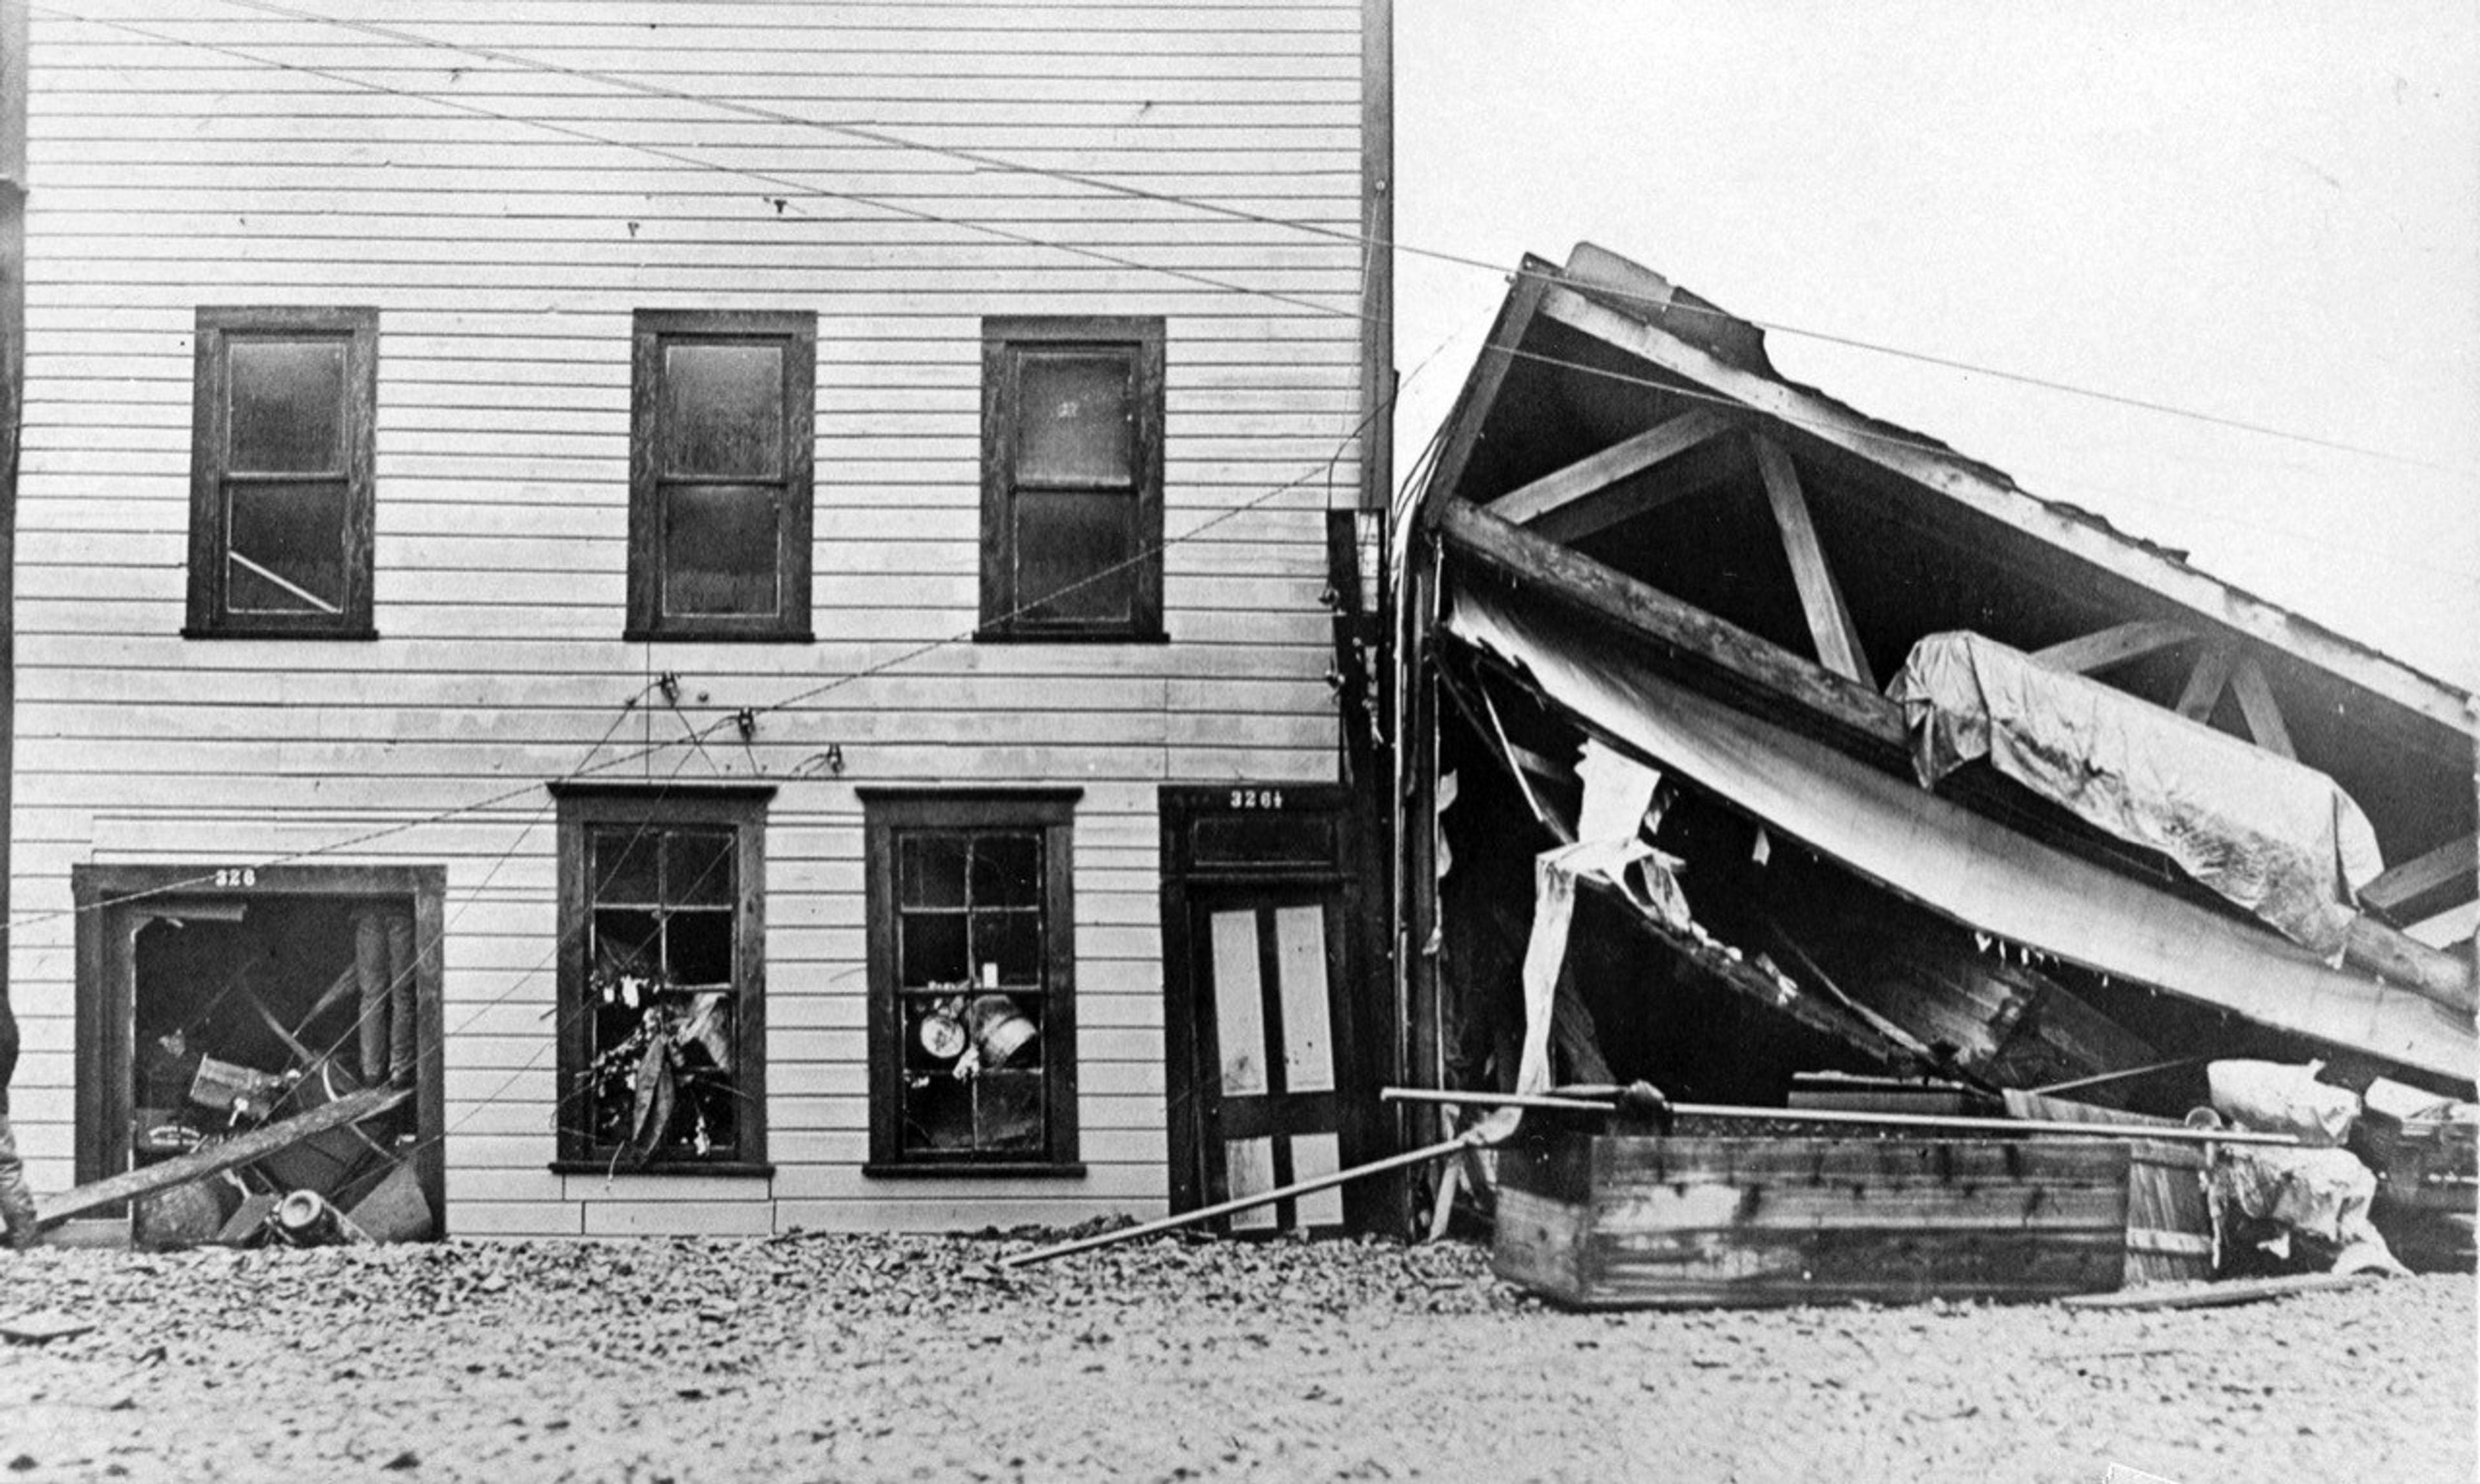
1190, 889, 1351, 1230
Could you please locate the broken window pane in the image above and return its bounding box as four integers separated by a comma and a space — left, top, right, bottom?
666, 909, 734, 987
661, 342, 783, 480
228, 338, 346, 475
662, 484, 780, 617
592, 909, 663, 983
900, 835, 970, 910
1017, 351, 1133, 486
887, 819, 1061, 1160
225, 480, 349, 615
974, 909, 1041, 985
664, 830, 736, 907
1015, 489, 1136, 623
592, 828, 661, 905
567, 804, 761, 1166
900, 909, 969, 987
969, 834, 1040, 908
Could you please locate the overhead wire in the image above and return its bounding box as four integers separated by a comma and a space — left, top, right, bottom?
15, 4, 2465, 1188
41, 1, 2468, 573
7, 0, 2462, 944
185, 0, 2477, 477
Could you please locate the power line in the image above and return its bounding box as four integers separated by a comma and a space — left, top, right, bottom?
41, 1, 2470, 577
182, 0, 2475, 475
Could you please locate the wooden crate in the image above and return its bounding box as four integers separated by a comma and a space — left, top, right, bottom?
1493, 1133, 2130, 1308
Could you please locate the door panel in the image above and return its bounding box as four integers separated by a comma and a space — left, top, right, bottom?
1272, 904, 1334, 1094
1192, 891, 1349, 1231
1208, 909, 1269, 1097
1224, 1137, 1279, 1231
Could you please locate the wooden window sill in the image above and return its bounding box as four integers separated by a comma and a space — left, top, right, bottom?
973, 628, 1167, 645
862, 1161, 1088, 1180
182, 626, 381, 641
550, 1159, 776, 1179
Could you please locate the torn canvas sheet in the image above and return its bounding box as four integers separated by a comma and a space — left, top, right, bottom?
1445, 579, 2473, 1081
1510, 738, 1680, 1097
1888, 631, 2384, 958
2207, 1144, 2406, 1275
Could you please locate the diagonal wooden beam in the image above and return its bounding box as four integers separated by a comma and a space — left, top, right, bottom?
2362, 832, 2479, 916
1489, 406, 1736, 527
2174, 646, 2237, 721
1752, 435, 1874, 688
2227, 656, 2296, 759
2032, 619, 2195, 675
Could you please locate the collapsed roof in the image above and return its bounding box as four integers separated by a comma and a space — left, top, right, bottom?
1405, 243, 2475, 1090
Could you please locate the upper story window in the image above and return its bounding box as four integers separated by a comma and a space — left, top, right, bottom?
978, 316, 1164, 642
185, 307, 378, 639
862, 789, 1082, 1174
628, 310, 815, 642
552, 785, 772, 1173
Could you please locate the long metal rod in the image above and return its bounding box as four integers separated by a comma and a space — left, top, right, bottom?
1378, 1086, 2299, 1146
2029, 1056, 2206, 1097
1000, 1131, 1486, 1269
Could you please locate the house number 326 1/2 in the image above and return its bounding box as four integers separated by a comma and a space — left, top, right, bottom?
213, 868, 257, 888
1228, 789, 1285, 810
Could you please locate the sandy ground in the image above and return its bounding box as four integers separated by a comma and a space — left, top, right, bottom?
0, 1234, 2471, 1483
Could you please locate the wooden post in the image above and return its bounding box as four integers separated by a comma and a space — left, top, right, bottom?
1752, 435, 1872, 688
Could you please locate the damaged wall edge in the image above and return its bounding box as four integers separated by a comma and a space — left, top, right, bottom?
1443, 574, 2474, 1085
1434, 498, 2475, 1019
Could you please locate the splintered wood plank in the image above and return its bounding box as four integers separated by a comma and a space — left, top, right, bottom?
2031, 619, 2195, 675
2060, 1273, 2383, 1312
1495, 1134, 2127, 1308
2175, 646, 2237, 721
1752, 436, 1874, 688
1578, 1228, 2128, 1308
2362, 832, 2479, 915
1490, 1185, 1589, 1299
1487, 407, 1735, 528
34, 1086, 413, 1227
2227, 656, 2297, 758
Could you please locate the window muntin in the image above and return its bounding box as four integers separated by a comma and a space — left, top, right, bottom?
865, 792, 1080, 1171
186, 307, 378, 637
554, 788, 770, 1170
980, 318, 1164, 640
628, 311, 814, 641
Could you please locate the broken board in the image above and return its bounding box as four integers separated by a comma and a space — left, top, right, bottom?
1493, 1133, 2129, 1308
32, 1086, 412, 1228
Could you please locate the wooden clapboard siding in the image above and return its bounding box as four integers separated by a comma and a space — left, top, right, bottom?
8, 2, 1374, 1236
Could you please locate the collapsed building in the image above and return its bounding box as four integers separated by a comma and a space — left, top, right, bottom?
1390, 244, 2476, 1299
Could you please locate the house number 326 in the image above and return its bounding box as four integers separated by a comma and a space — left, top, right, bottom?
1228, 789, 1285, 810
213, 868, 257, 888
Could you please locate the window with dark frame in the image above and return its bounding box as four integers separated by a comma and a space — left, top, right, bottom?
185, 306, 378, 638
978, 316, 1164, 641
862, 790, 1082, 1173
552, 785, 771, 1172
628, 310, 815, 642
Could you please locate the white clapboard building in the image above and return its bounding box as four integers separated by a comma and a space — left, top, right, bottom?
1, 1, 1396, 1239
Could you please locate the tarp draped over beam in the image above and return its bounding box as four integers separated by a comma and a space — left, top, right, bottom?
1890, 630, 2386, 959
1445, 579, 2474, 1083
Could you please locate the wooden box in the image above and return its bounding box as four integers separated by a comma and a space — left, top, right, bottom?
1493, 1133, 2130, 1308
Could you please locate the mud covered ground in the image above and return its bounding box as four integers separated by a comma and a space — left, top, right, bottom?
1, 1235, 2471, 1483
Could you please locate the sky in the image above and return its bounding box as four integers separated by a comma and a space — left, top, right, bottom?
1392, 1, 2480, 693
